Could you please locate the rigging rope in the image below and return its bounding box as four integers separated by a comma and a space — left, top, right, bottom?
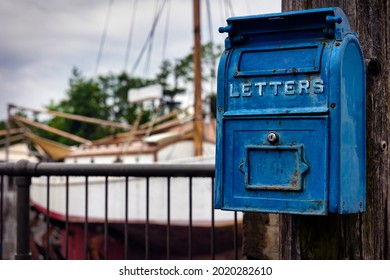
94, 0, 114, 76
205, 0, 213, 43
123, 0, 138, 72
161, 0, 171, 60
131, 0, 167, 76
144, 0, 162, 76
224, 0, 235, 18
218, 0, 225, 24
205, 0, 216, 94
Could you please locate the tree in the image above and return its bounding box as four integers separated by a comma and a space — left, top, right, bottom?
156, 42, 222, 113
156, 59, 186, 112
36, 68, 153, 146
0, 120, 7, 148
97, 71, 153, 125
38, 68, 109, 145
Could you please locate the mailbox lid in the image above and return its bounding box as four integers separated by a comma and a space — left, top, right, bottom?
224, 40, 331, 116
216, 116, 329, 215
218, 7, 354, 116
219, 7, 352, 45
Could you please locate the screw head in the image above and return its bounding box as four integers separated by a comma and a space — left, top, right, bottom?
267, 132, 279, 145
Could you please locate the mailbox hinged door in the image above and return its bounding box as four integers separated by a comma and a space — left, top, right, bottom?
218, 116, 329, 215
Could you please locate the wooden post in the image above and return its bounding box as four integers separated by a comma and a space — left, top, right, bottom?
279, 0, 390, 259
193, 0, 203, 156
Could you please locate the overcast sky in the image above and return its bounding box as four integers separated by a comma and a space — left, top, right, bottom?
0, 0, 281, 120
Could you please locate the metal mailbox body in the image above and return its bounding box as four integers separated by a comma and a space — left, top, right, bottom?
215, 7, 366, 215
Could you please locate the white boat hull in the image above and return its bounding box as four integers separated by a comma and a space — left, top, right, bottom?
31, 175, 240, 226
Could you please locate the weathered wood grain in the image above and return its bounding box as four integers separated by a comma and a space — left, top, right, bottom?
280, 0, 390, 260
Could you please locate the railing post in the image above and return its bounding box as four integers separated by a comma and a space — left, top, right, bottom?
15, 160, 32, 260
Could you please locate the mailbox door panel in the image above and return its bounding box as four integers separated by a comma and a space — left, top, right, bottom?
221, 116, 328, 215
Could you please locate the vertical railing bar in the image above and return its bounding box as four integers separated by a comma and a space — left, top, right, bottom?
104, 176, 109, 260
65, 176, 69, 260
234, 211, 238, 260
188, 176, 193, 260
46, 176, 50, 260
124, 176, 129, 260
84, 176, 89, 260
0, 175, 3, 260
166, 176, 171, 260
211, 177, 215, 260
15, 175, 32, 260
145, 176, 149, 260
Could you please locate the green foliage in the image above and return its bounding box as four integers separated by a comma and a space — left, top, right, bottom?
8, 42, 222, 146
0, 119, 22, 148
0, 120, 5, 131
97, 71, 153, 124
36, 68, 154, 145
0, 120, 6, 148
156, 41, 222, 112
202, 42, 223, 89
156, 59, 187, 112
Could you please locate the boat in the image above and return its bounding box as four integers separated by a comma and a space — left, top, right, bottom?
3, 100, 242, 259
28, 108, 230, 227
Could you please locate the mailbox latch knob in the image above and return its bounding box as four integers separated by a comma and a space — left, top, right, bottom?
267, 132, 279, 145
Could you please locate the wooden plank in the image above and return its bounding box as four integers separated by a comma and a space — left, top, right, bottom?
359, 0, 389, 260
9, 104, 132, 130
386, 0, 390, 258
12, 115, 92, 145
278, 0, 390, 260
0, 134, 24, 145
0, 128, 24, 137
138, 105, 192, 130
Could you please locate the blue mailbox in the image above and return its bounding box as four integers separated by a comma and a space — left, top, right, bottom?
215, 7, 366, 215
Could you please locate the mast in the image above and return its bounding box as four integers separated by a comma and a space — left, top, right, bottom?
193, 0, 203, 156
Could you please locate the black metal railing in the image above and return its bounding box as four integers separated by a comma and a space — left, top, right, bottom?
0, 160, 241, 260
0, 174, 3, 260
